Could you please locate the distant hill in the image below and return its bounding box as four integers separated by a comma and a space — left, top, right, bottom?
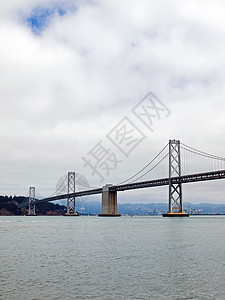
76, 201, 225, 215
1, 196, 225, 215
0, 196, 66, 215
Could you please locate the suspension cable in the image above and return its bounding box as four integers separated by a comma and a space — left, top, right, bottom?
116, 143, 169, 185
128, 153, 169, 183
181, 143, 225, 161
36, 191, 45, 199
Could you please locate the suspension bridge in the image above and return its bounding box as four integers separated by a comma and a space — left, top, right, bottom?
20, 139, 225, 217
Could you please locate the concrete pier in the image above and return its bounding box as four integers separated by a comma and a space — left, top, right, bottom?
162, 211, 189, 217
98, 185, 121, 217
63, 212, 79, 216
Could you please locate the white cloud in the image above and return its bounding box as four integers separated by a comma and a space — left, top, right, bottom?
1, 0, 225, 205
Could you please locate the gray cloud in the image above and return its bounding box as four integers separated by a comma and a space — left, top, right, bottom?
1, 0, 225, 204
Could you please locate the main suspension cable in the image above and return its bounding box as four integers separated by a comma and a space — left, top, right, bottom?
181, 143, 225, 161
117, 143, 169, 185
127, 152, 169, 184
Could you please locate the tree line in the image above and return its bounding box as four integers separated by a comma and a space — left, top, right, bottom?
0, 195, 66, 215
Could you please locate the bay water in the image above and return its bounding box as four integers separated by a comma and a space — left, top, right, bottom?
1, 215, 225, 299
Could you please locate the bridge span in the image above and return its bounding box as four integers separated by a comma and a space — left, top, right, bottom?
21, 140, 225, 217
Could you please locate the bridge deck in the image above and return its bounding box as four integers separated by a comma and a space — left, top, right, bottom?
19, 170, 225, 208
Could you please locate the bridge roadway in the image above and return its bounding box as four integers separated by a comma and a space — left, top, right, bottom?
20, 169, 225, 207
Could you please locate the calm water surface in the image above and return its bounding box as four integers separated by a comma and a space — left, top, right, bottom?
1, 215, 225, 300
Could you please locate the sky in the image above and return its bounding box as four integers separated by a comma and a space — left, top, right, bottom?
1, 0, 225, 204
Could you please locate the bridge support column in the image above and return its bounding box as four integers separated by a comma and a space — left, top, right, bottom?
98, 185, 121, 217
163, 140, 189, 217
64, 172, 79, 216
28, 187, 36, 216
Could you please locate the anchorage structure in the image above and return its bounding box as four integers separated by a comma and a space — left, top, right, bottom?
163, 139, 189, 217
64, 172, 79, 216
28, 187, 36, 215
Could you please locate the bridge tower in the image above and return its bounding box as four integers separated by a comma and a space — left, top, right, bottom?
28, 187, 36, 215
98, 185, 121, 217
64, 172, 79, 216
163, 139, 189, 217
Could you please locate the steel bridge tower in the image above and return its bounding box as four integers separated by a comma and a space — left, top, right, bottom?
64, 172, 79, 216
28, 187, 36, 215
163, 139, 189, 217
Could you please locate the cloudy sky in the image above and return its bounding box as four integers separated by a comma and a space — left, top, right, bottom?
1, 0, 225, 204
